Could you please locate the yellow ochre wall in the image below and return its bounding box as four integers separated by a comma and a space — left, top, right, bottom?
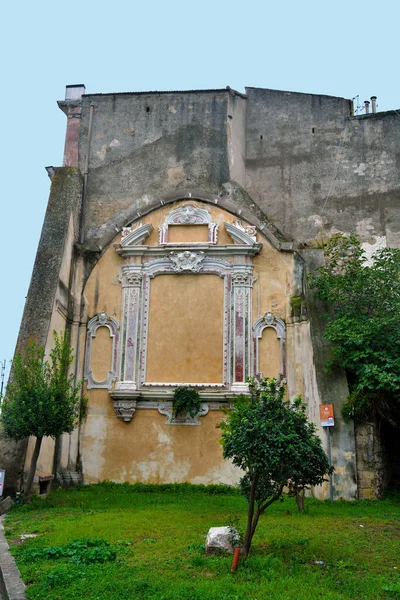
80, 200, 294, 484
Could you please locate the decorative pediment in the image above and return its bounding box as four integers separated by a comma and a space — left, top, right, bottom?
120, 222, 153, 247
159, 204, 218, 244
253, 312, 286, 339
225, 220, 258, 245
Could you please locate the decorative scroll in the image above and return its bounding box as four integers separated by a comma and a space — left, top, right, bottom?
84, 312, 119, 389
157, 402, 209, 425
159, 204, 218, 244
253, 312, 286, 379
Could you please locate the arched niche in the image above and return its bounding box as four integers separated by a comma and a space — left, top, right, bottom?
84, 312, 119, 389
253, 312, 286, 380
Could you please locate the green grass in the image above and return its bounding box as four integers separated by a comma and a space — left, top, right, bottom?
4, 483, 400, 600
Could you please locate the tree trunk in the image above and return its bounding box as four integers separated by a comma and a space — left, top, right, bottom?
295, 487, 305, 513
24, 436, 43, 504
242, 474, 258, 558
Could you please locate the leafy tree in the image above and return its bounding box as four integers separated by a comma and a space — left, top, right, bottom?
1, 331, 84, 503
308, 234, 400, 424
220, 378, 330, 557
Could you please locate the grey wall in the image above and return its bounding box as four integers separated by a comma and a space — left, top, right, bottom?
245, 87, 400, 246
79, 91, 236, 251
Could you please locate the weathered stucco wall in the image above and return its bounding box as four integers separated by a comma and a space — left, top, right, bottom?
76, 201, 294, 485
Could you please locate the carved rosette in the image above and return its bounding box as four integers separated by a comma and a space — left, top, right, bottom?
157, 403, 209, 425
113, 400, 137, 422
169, 251, 206, 272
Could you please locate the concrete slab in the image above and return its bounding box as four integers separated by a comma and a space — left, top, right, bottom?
0, 516, 26, 600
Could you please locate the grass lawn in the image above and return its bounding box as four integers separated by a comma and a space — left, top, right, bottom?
4, 483, 400, 600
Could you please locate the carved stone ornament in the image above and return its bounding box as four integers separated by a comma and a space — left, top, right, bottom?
157, 402, 209, 425
119, 222, 153, 247
253, 312, 286, 340
113, 400, 137, 422
159, 204, 218, 244
169, 250, 206, 272
225, 220, 258, 245
231, 272, 253, 286
125, 272, 143, 286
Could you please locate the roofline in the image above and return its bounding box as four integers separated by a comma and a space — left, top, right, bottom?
245, 86, 350, 102
82, 87, 247, 99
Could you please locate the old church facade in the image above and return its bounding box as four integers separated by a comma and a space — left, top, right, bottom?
3, 85, 400, 499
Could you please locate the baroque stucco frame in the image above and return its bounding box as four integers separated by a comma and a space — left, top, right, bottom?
84, 312, 119, 389
112, 206, 263, 400
253, 312, 286, 380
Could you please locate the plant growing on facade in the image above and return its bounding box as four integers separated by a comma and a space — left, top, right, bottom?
172, 386, 201, 420
220, 378, 331, 558
308, 234, 400, 425
1, 331, 84, 503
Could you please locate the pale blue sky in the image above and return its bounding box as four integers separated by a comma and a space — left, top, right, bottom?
1, 0, 398, 385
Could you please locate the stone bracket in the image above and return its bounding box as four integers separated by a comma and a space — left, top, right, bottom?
157, 402, 209, 425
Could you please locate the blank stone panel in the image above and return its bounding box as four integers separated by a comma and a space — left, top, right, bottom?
90, 326, 113, 382
146, 274, 224, 383
258, 327, 280, 379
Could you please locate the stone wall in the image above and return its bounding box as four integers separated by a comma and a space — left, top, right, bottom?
355, 422, 387, 499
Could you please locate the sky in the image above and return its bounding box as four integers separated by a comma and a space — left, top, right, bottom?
0, 0, 398, 387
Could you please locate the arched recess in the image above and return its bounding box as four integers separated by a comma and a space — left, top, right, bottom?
84, 312, 119, 389
253, 312, 286, 380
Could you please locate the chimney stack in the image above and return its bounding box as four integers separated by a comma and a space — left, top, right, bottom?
371, 96, 377, 114
364, 100, 370, 114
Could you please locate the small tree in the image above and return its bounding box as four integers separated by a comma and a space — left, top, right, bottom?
220, 378, 330, 558
1, 331, 84, 503
308, 234, 400, 424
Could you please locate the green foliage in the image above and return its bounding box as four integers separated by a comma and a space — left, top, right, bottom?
19, 537, 117, 565
220, 378, 331, 556
172, 386, 201, 419
308, 234, 400, 424
5, 486, 400, 599
1, 331, 84, 440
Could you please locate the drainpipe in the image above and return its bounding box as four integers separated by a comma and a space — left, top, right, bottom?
371, 96, 377, 114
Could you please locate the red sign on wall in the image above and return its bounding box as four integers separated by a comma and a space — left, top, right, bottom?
320, 404, 334, 427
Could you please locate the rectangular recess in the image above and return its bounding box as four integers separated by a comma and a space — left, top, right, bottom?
146, 274, 224, 383
168, 224, 209, 243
